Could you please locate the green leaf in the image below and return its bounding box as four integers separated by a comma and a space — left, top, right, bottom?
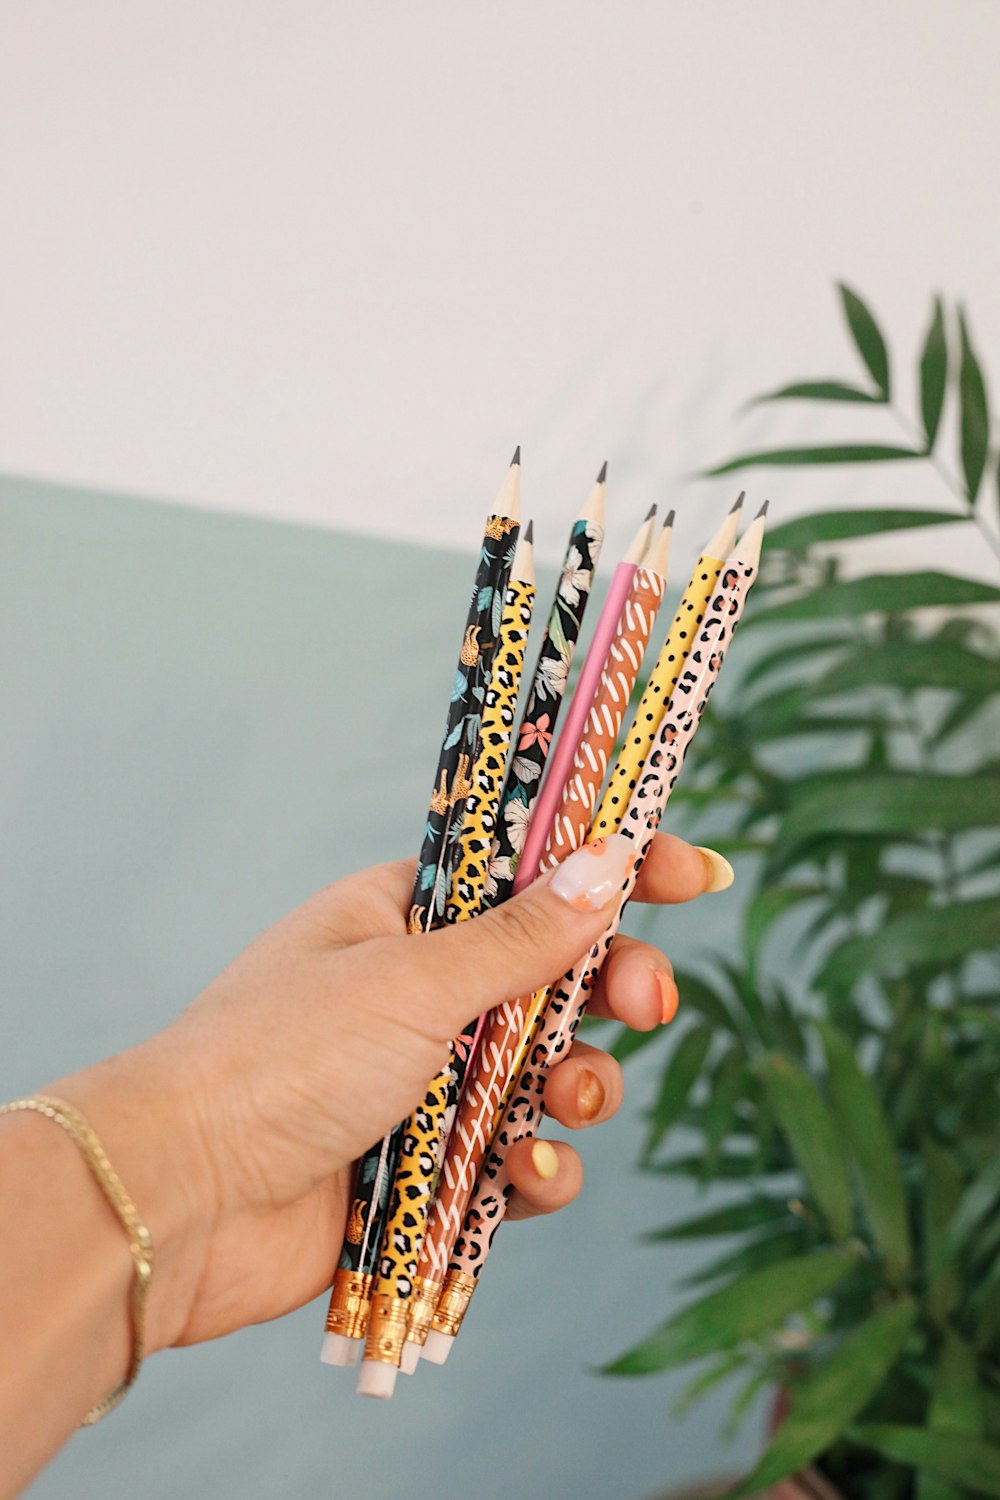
548, 605, 570, 661
603, 1249, 859, 1374
815, 639, 1000, 697
759, 1054, 853, 1241
681, 1226, 809, 1288
651, 1150, 770, 1184
923, 1137, 965, 1323
702, 1046, 750, 1175
706, 443, 921, 477
762, 507, 962, 552
745, 571, 1000, 629
737, 1296, 917, 1494
852, 1425, 1000, 1495
780, 772, 1000, 841
672, 1351, 744, 1417
642, 1196, 794, 1243
841, 283, 891, 397
747, 884, 826, 978
670, 969, 744, 1036
816, 897, 1000, 987
820, 1024, 911, 1283
750, 380, 885, 405
644, 1023, 713, 1156
931, 1334, 982, 1435
920, 296, 949, 453
958, 308, 991, 504
740, 632, 854, 690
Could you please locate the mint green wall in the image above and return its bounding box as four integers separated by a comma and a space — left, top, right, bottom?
2, 476, 760, 1500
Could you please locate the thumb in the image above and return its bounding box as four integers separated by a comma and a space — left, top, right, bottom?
406, 834, 637, 1041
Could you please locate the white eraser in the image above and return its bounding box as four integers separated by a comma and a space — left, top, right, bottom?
320, 1333, 361, 1368
356, 1360, 398, 1400
421, 1330, 455, 1365
399, 1341, 421, 1376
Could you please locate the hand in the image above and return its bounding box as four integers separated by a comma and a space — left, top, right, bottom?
54, 835, 730, 1355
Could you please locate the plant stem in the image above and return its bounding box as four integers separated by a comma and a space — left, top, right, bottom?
891, 404, 1000, 569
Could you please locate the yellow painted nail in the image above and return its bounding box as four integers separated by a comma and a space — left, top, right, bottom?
696, 846, 735, 894
531, 1140, 559, 1181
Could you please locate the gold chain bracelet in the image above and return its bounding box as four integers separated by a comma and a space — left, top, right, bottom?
0, 1094, 154, 1425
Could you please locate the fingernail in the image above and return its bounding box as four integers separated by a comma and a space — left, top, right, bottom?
654, 969, 679, 1025
696, 846, 735, 894
549, 833, 634, 912
577, 1068, 606, 1121
531, 1140, 559, 1181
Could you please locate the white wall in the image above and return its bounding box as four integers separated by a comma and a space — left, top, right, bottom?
1, 0, 998, 571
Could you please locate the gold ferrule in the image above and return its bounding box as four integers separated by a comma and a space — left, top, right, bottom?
404, 1276, 444, 1347
431, 1270, 477, 1338
325, 1269, 374, 1340
363, 1292, 410, 1367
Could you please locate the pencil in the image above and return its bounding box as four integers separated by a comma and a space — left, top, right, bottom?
484, 466, 607, 905
513, 507, 656, 892
425, 504, 768, 1360
356, 529, 536, 1397
539, 514, 671, 869
591, 492, 744, 836
322, 453, 521, 1366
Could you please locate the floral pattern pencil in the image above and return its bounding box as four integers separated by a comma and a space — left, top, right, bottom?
485, 465, 606, 903
321, 452, 520, 1366
427, 506, 768, 1360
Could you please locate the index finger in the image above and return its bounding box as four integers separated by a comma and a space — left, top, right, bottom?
631, 834, 733, 905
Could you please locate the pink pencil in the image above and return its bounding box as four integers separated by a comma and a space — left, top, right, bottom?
513, 507, 656, 892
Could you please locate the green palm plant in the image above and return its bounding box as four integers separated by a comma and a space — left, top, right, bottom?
605, 287, 1000, 1499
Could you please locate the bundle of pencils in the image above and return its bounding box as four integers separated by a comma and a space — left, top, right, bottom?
319, 453, 768, 1396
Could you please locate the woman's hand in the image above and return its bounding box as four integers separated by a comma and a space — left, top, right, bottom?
53, 835, 730, 1356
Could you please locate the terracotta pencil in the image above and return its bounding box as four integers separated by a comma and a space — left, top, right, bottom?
322, 453, 521, 1366
426, 505, 768, 1359
356, 529, 536, 1397
539, 514, 671, 869
484, 465, 607, 904
513, 506, 657, 892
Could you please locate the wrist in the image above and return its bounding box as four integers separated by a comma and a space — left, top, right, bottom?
51, 1039, 217, 1354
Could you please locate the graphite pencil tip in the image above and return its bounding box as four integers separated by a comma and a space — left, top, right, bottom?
513, 522, 536, 585
755, 499, 770, 518
596, 460, 608, 484
664, 509, 676, 528
579, 470, 606, 527
494, 451, 521, 520
730, 490, 746, 513
644, 504, 657, 521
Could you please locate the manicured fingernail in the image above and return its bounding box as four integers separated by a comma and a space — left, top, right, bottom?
654, 969, 679, 1025
577, 1068, 606, 1121
696, 846, 735, 894
531, 1140, 559, 1181
549, 833, 634, 912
